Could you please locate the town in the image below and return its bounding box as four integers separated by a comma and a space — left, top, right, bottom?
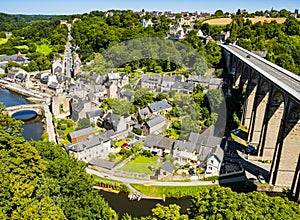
0, 3, 300, 219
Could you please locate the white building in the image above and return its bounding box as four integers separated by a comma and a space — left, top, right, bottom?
205, 146, 224, 176
65, 130, 114, 163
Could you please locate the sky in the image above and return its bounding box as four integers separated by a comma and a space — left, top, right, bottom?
0, 0, 299, 15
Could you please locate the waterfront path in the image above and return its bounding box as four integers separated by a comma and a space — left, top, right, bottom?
0, 79, 45, 99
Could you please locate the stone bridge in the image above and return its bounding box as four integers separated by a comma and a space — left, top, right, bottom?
221, 43, 300, 200
6, 104, 44, 116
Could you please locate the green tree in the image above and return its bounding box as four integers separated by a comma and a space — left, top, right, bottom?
77, 118, 91, 129
151, 204, 188, 220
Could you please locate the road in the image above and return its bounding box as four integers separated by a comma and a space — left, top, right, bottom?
43, 104, 57, 144
86, 167, 246, 186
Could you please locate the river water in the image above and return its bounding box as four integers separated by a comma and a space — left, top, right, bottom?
0, 88, 43, 140
99, 191, 191, 218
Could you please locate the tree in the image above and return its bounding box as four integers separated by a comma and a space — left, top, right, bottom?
214, 10, 224, 17
112, 98, 132, 116
77, 118, 91, 129
151, 204, 188, 220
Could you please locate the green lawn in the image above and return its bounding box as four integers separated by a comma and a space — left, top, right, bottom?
0, 38, 8, 45
119, 155, 158, 175
36, 43, 52, 55
131, 184, 218, 198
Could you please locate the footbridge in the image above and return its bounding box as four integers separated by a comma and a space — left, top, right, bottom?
221, 43, 300, 200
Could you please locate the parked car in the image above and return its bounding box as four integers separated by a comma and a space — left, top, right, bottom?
247, 177, 258, 183
231, 128, 240, 135
121, 143, 129, 148
257, 175, 265, 183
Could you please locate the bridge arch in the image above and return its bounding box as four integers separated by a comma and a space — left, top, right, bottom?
242, 71, 258, 129
259, 90, 285, 160
271, 104, 300, 188
5, 104, 43, 117
248, 79, 270, 144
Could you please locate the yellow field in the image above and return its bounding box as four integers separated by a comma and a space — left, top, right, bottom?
203, 17, 298, 25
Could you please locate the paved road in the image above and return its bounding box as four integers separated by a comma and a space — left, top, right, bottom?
86, 167, 246, 186
222, 44, 300, 99
43, 104, 57, 144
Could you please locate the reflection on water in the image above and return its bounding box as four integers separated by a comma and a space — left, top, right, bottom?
12, 110, 37, 121
99, 191, 191, 218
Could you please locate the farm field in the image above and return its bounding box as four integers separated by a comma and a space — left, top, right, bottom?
203, 17, 298, 25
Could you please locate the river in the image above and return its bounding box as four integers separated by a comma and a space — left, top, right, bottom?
99, 191, 191, 218
0, 88, 43, 140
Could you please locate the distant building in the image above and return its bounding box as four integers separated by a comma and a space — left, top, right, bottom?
169, 24, 185, 40
141, 19, 154, 27
0, 53, 29, 67
217, 31, 230, 42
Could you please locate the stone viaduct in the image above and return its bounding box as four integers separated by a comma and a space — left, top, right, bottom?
221, 44, 300, 199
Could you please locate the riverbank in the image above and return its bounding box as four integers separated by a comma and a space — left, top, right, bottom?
0, 79, 45, 100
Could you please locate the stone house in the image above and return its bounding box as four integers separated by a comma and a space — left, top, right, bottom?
143, 115, 167, 136
173, 140, 199, 165
140, 74, 161, 91
102, 112, 128, 132
107, 83, 118, 98
144, 134, 175, 155
86, 109, 104, 124
65, 130, 114, 162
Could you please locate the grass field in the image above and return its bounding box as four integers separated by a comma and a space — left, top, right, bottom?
119, 155, 158, 175
0, 38, 8, 45
131, 184, 218, 198
36, 43, 52, 55
203, 17, 294, 25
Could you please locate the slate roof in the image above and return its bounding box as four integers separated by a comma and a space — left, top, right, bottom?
138, 107, 151, 119
146, 115, 166, 128
148, 99, 172, 113
104, 112, 122, 131
144, 134, 175, 150
140, 74, 161, 84
68, 127, 95, 139
172, 82, 195, 91
89, 158, 116, 170
86, 109, 104, 119
119, 89, 133, 99
212, 145, 224, 162
160, 162, 175, 174
188, 126, 222, 148
174, 140, 198, 153
65, 130, 114, 152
